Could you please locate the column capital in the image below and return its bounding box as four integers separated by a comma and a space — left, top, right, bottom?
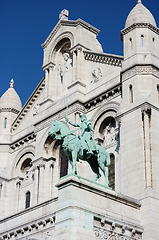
42, 62, 55, 71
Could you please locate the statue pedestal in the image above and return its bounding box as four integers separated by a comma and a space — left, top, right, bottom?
53, 174, 142, 240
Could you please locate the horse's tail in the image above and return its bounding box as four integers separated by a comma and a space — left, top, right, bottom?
97, 145, 110, 167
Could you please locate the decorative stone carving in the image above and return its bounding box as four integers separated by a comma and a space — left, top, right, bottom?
33, 104, 40, 116
59, 53, 72, 92
91, 68, 102, 83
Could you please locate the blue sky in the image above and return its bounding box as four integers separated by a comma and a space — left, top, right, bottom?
0, 0, 159, 106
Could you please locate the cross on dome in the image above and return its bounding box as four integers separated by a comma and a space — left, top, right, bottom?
137, 0, 142, 3
10, 79, 14, 88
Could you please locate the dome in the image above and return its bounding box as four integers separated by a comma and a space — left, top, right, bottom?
125, 1, 156, 29
0, 79, 22, 111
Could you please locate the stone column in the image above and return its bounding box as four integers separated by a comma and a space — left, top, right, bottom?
0, 182, 3, 217
15, 181, 21, 212
76, 47, 82, 81
38, 164, 45, 203
44, 68, 49, 99
33, 166, 39, 205
43, 62, 55, 100
72, 51, 77, 81
142, 108, 152, 188
48, 64, 55, 97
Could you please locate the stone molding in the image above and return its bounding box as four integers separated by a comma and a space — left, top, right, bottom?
85, 85, 121, 111
56, 175, 141, 209
10, 133, 36, 152
0, 108, 19, 114
116, 102, 158, 120
11, 77, 45, 133
0, 214, 55, 240
122, 65, 159, 82
42, 19, 99, 49
91, 101, 120, 127
84, 51, 123, 67
48, 31, 74, 63
121, 22, 159, 41
34, 102, 84, 133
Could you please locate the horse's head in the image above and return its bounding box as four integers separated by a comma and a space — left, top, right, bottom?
48, 120, 61, 138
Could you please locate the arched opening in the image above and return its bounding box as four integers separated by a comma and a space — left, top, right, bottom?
25, 191, 31, 208
21, 158, 32, 172
129, 84, 133, 103
108, 153, 115, 190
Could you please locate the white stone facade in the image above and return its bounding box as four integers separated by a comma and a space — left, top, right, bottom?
0, 1, 159, 239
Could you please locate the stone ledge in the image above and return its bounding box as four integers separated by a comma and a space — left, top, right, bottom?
56, 174, 141, 209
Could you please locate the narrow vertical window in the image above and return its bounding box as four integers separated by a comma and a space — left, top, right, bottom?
152, 37, 155, 50
129, 85, 133, 103
108, 154, 115, 190
141, 35, 144, 47
4, 118, 7, 128
25, 191, 31, 208
157, 85, 159, 99
130, 38, 133, 49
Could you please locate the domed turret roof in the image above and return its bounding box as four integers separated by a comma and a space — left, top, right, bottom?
0, 79, 22, 111
125, 0, 156, 29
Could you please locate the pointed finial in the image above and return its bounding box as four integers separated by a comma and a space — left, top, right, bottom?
137, 0, 142, 3
10, 79, 14, 88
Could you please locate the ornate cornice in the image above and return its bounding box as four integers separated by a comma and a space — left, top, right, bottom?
0, 213, 55, 240
85, 84, 122, 111
122, 65, 159, 82
0, 108, 19, 114
10, 133, 36, 152
121, 23, 159, 41
84, 51, 123, 67
11, 77, 45, 133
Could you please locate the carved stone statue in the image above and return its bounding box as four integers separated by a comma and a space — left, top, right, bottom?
48, 117, 110, 188
59, 53, 71, 92
104, 123, 115, 145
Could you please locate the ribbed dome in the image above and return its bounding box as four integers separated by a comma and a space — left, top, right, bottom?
125, 1, 156, 28
0, 80, 22, 111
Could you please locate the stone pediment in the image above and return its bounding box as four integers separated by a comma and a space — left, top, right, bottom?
41, 18, 100, 49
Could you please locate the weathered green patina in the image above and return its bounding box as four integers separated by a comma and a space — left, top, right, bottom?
48, 117, 110, 187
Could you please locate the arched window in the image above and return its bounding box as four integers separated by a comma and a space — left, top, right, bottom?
129, 84, 133, 103
108, 154, 115, 190
21, 158, 32, 172
4, 118, 7, 128
25, 191, 31, 208
60, 148, 68, 178
141, 35, 144, 47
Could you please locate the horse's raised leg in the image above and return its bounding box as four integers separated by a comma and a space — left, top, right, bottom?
71, 150, 78, 175
98, 153, 109, 188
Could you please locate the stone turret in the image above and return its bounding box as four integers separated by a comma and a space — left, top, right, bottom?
0, 79, 22, 136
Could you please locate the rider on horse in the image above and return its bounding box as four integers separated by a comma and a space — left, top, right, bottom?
65, 113, 97, 155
